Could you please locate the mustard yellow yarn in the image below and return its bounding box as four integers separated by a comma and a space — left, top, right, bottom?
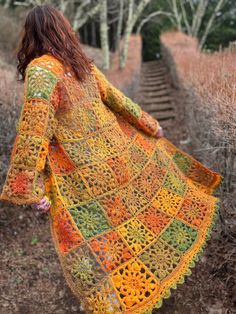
0, 54, 223, 314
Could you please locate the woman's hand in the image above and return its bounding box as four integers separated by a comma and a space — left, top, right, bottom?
154, 126, 164, 139
31, 196, 51, 213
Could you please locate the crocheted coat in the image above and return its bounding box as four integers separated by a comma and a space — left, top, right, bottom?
0, 54, 223, 314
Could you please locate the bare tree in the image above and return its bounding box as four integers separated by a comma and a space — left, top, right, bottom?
136, 10, 174, 33
115, 0, 124, 52
3, 0, 12, 9
199, 0, 226, 49
191, 0, 209, 36
172, 0, 182, 31
59, 0, 69, 14
119, 0, 134, 69
119, 0, 152, 69
99, 0, 109, 69
179, 0, 191, 34
167, 0, 228, 50
72, 1, 100, 30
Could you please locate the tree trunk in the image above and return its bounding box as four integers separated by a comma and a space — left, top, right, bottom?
191, 0, 209, 37
115, 0, 124, 52
199, 0, 225, 49
100, 0, 110, 69
180, 0, 191, 35
73, 1, 100, 31
59, 0, 69, 14
172, 0, 182, 32
136, 10, 173, 34
119, 0, 134, 69
119, 0, 152, 69
4, 0, 12, 9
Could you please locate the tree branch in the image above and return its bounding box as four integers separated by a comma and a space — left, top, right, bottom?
136, 10, 174, 33
192, 0, 209, 37
73, 2, 100, 30
172, 0, 182, 31
180, 0, 191, 34
199, 0, 226, 49
100, 0, 110, 69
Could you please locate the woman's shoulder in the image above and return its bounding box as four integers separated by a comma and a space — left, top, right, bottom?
27, 53, 64, 77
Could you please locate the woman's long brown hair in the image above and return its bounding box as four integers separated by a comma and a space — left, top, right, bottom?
16, 4, 93, 82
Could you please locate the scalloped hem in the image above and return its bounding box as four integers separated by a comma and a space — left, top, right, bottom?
136, 144, 223, 314
138, 196, 221, 314
50, 195, 221, 314
45, 142, 223, 314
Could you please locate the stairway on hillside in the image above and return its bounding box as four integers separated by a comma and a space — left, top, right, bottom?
137, 60, 175, 132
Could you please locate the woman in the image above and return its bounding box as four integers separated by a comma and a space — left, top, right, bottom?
0, 4, 223, 314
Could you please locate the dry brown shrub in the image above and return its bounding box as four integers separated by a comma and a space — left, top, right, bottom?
161, 31, 236, 239
0, 7, 22, 62
0, 57, 23, 185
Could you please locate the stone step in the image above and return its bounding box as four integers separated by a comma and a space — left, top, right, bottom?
139, 86, 170, 97
149, 111, 176, 121
140, 82, 169, 89
142, 103, 174, 112
142, 76, 167, 83
138, 61, 174, 122
140, 79, 167, 87
141, 72, 167, 80
142, 69, 167, 75
141, 96, 172, 104
142, 75, 167, 81
139, 89, 170, 98
142, 66, 167, 73
138, 89, 169, 98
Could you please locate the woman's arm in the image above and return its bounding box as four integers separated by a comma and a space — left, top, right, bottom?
92, 63, 162, 137
0, 58, 62, 205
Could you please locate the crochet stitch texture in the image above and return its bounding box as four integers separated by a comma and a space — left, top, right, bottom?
0, 54, 223, 313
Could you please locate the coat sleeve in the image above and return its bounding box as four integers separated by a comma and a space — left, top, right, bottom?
0, 62, 60, 205
92, 63, 161, 136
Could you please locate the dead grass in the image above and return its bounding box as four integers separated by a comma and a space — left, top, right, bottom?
161, 31, 236, 146
160, 31, 236, 314
161, 32, 236, 236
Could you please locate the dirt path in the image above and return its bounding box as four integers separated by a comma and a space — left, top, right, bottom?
0, 60, 234, 314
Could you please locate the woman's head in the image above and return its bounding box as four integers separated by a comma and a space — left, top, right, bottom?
16, 4, 93, 81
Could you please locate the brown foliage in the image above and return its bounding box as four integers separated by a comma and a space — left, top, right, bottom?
161, 31, 236, 239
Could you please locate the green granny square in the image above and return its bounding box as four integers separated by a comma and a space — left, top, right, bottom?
172, 151, 192, 175
163, 171, 187, 196
69, 201, 111, 239
160, 218, 197, 252
26, 66, 58, 101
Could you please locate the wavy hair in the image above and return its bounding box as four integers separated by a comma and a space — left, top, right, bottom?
16, 4, 93, 82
